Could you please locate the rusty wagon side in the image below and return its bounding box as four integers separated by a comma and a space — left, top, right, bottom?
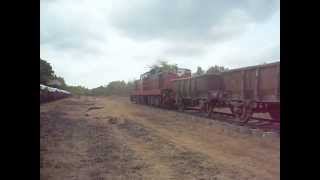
173, 74, 224, 111
172, 61, 280, 124
221, 61, 280, 122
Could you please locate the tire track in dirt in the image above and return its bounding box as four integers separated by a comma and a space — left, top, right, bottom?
41, 97, 279, 180
92, 97, 279, 179
128, 106, 279, 180
109, 120, 174, 180
113, 118, 226, 180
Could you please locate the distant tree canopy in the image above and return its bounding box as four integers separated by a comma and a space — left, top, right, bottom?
40, 57, 231, 97
206, 65, 229, 74
54, 76, 67, 88
40, 58, 55, 84
148, 60, 178, 74
40, 58, 69, 89
65, 86, 90, 96
90, 80, 135, 96
40, 57, 134, 96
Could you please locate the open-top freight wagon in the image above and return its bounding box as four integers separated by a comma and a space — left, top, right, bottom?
130, 61, 280, 124
173, 62, 280, 123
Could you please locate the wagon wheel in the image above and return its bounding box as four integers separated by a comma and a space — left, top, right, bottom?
155, 96, 161, 107
207, 105, 213, 118
230, 105, 242, 119
169, 99, 176, 109
178, 104, 185, 112
199, 101, 207, 113
239, 107, 253, 125
207, 101, 217, 118
230, 106, 250, 124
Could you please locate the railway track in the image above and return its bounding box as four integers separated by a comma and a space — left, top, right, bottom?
190, 111, 280, 132
135, 103, 280, 135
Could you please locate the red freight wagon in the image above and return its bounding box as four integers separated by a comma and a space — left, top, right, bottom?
172, 61, 280, 124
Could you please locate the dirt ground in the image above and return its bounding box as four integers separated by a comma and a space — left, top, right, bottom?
40, 96, 279, 180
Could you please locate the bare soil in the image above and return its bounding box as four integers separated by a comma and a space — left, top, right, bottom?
40, 96, 279, 180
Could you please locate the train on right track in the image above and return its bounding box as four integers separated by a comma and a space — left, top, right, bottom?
130, 61, 280, 125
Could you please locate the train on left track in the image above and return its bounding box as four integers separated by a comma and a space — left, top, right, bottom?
40, 84, 71, 103
130, 61, 280, 125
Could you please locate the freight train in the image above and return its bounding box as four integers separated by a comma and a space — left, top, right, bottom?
40, 84, 71, 103
130, 62, 280, 124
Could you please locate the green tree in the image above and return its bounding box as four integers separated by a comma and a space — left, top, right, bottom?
48, 75, 68, 89
65, 86, 90, 95
90, 80, 136, 97
55, 76, 67, 88
91, 85, 107, 96
149, 60, 178, 74
40, 58, 55, 84
206, 65, 229, 74
125, 81, 135, 94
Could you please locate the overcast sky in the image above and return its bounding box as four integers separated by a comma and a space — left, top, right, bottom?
40, 0, 280, 88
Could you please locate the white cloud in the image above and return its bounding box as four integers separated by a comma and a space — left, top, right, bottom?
41, 0, 279, 88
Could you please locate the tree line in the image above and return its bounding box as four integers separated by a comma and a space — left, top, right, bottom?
40, 58, 229, 96
40, 58, 134, 96
90, 81, 134, 96
193, 65, 229, 76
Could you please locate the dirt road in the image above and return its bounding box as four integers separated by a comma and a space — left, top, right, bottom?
40, 96, 279, 180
